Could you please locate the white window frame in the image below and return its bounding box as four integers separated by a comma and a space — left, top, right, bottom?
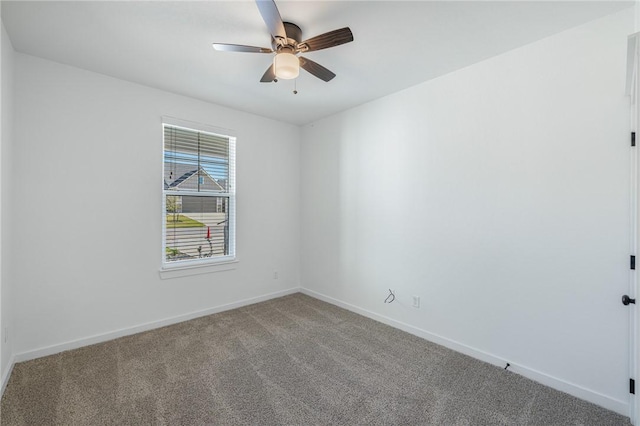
160, 117, 236, 274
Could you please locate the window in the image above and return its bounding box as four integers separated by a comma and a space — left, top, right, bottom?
162, 119, 235, 269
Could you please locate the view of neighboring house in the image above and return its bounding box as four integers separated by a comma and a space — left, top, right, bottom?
164, 163, 227, 213
164, 162, 229, 261
164, 163, 225, 192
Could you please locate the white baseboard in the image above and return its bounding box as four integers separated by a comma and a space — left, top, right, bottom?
300, 288, 629, 417
14, 287, 300, 364
1, 355, 15, 397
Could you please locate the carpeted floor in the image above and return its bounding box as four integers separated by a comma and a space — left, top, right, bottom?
0, 293, 632, 425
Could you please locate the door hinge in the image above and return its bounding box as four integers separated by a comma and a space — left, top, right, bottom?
632, 255, 636, 270
631, 379, 635, 395
633, 132, 636, 147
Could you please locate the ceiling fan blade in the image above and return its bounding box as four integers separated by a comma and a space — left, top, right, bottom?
255, 0, 286, 42
299, 57, 336, 82
298, 27, 353, 52
213, 43, 273, 53
260, 64, 276, 83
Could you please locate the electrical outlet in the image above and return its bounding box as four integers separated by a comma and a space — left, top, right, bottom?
273, 271, 279, 280
412, 296, 420, 308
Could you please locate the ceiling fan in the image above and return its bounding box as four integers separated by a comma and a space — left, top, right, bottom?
213, 0, 353, 83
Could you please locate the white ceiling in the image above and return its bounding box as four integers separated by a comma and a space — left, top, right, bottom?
1, 1, 634, 125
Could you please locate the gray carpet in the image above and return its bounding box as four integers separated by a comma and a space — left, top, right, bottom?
0, 293, 631, 425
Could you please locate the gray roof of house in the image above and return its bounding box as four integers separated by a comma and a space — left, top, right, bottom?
164, 163, 224, 191
165, 163, 195, 187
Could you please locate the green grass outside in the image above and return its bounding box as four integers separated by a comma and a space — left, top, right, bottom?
166, 214, 205, 228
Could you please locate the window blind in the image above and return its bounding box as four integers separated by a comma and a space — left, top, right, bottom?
163, 123, 235, 265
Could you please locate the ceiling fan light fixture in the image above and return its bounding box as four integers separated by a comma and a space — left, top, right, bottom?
274, 52, 299, 79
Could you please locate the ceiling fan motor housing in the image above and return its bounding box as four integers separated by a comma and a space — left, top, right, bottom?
273, 22, 302, 51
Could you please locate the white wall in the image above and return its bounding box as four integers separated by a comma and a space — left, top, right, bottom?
1, 21, 14, 386
11, 53, 301, 356
3, 3, 636, 419
301, 8, 633, 414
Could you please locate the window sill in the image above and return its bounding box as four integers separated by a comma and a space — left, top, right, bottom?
159, 259, 238, 280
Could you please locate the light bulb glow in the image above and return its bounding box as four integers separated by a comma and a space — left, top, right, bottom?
274, 52, 299, 79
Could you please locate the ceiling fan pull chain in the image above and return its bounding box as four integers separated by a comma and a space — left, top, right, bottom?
293, 78, 298, 95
